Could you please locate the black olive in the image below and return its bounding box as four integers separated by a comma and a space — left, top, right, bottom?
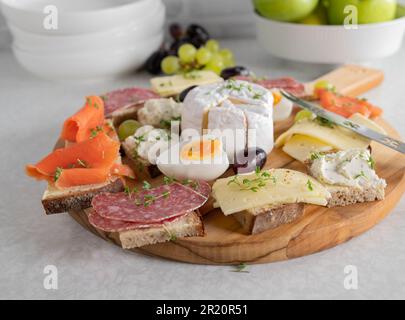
148, 165, 162, 179
169, 23, 183, 40
178, 85, 197, 102
220, 66, 251, 80
145, 49, 168, 75
186, 24, 210, 47
232, 147, 267, 175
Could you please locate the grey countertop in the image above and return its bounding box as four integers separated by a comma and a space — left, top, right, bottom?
1, 39, 404, 300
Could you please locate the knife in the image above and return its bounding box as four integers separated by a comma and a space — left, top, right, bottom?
280, 90, 405, 154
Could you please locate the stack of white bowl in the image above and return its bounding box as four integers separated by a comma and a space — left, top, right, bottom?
1, 0, 165, 79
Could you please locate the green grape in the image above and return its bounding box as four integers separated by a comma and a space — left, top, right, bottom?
118, 120, 142, 141
314, 80, 335, 92
224, 58, 235, 68
220, 48, 235, 67
220, 49, 233, 61
206, 39, 220, 53
161, 56, 180, 75
294, 110, 315, 123
204, 54, 224, 75
178, 43, 197, 63
196, 47, 212, 66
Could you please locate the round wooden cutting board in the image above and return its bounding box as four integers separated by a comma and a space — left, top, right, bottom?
69, 116, 405, 265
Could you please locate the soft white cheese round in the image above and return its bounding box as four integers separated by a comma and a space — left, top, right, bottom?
181, 80, 274, 161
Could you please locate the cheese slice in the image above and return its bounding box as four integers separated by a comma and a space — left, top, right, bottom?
349, 113, 386, 134
150, 71, 223, 97
282, 135, 334, 163
275, 119, 370, 150
212, 169, 331, 215
276, 114, 385, 162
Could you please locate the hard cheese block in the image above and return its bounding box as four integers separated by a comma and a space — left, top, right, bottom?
212, 169, 330, 216
150, 71, 223, 97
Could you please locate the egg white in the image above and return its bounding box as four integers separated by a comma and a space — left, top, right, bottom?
156, 136, 229, 181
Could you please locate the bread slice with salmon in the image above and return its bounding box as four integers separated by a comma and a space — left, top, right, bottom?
26, 96, 134, 215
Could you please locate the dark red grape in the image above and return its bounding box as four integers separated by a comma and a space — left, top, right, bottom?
145, 49, 168, 75
232, 147, 267, 175
220, 66, 251, 80
169, 23, 183, 40
178, 85, 197, 102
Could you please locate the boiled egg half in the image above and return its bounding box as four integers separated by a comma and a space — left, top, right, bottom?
271, 89, 293, 122
156, 135, 229, 181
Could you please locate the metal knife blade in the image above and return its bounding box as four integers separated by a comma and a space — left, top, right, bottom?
280, 90, 405, 154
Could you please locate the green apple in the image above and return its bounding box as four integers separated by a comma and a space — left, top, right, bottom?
323, 0, 397, 25
396, 4, 405, 18
254, 0, 319, 22
298, 3, 328, 24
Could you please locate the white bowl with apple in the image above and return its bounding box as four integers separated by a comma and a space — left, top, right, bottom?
254, 0, 405, 63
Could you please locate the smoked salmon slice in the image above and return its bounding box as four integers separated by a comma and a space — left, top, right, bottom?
26, 132, 123, 188
60, 96, 105, 142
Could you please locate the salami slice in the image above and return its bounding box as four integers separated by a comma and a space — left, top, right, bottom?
102, 87, 160, 116
181, 180, 211, 199
92, 183, 208, 223
88, 209, 161, 232
236, 76, 306, 97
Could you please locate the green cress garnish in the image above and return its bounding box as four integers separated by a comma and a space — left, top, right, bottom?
307, 179, 314, 191
54, 167, 63, 182
143, 194, 156, 207
163, 176, 175, 185
231, 263, 249, 273
90, 126, 103, 138
227, 167, 276, 192
142, 181, 152, 190
355, 171, 367, 179
315, 116, 335, 128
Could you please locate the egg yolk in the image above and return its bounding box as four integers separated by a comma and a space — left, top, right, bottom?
181, 139, 221, 161
272, 92, 282, 106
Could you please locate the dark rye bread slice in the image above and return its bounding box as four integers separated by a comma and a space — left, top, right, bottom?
118, 211, 205, 249
233, 203, 304, 235
42, 178, 124, 215
304, 158, 385, 208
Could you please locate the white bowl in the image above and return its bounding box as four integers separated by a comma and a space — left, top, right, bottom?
255, 12, 405, 64
8, 4, 165, 53
1, 0, 161, 35
12, 33, 163, 79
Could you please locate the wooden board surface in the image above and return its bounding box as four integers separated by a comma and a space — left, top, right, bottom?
67, 65, 404, 265
69, 116, 405, 265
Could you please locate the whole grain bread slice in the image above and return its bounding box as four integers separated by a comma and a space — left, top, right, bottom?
233, 203, 305, 235
322, 185, 385, 207
118, 211, 205, 249
42, 178, 124, 215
